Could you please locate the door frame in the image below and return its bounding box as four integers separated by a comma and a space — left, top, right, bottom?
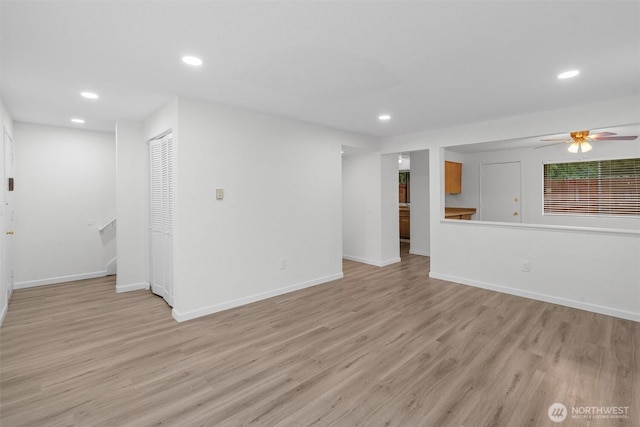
3, 127, 15, 301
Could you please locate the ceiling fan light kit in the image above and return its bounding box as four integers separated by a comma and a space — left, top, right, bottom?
567, 131, 592, 154
568, 141, 592, 154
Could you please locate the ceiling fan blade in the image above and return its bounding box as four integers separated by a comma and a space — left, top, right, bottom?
540, 138, 570, 142
591, 136, 638, 141
534, 142, 565, 149
588, 132, 617, 139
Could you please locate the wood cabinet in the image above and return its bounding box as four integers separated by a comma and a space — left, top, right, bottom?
445, 161, 462, 194
399, 206, 410, 239
399, 184, 407, 204
444, 207, 476, 220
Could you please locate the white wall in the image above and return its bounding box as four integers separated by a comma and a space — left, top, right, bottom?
431, 221, 640, 320
380, 154, 400, 263
399, 155, 410, 171
144, 97, 178, 142
115, 120, 148, 292
168, 97, 375, 321
13, 123, 116, 288
343, 152, 399, 266
409, 150, 430, 256
343, 153, 383, 264
381, 96, 640, 321
1, 99, 13, 142
0, 97, 13, 325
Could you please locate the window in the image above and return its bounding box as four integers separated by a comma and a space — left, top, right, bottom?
543, 158, 640, 216
399, 171, 410, 203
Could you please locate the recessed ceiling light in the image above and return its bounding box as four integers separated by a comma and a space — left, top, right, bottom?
70, 118, 85, 124
557, 70, 580, 79
378, 114, 391, 121
182, 56, 203, 66
81, 91, 99, 99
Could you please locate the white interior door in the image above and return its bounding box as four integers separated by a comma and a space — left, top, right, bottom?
480, 161, 522, 223
149, 133, 174, 306
3, 128, 14, 301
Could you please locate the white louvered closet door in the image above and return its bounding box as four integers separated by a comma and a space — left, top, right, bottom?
149, 134, 174, 306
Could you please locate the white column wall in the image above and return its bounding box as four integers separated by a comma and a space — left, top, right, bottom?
342, 153, 382, 265
409, 150, 430, 256
172, 97, 369, 320
380, 154, 400, 264
0, 98, 12, 325
343, 152, 399, 267
115, 120, 149, 292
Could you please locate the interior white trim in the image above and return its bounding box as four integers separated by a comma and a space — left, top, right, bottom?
98, 217, 116, 232
409, 249, 430, 257
172, 272, 344, 322
440, 218, 640, 237
14, 271, 108, 289
116, 282, 150, 293
0, 301, 7, 328
342, 255, 401, 267
429, 271, 640, 322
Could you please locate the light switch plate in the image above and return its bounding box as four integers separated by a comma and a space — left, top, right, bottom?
216, 188, 224, 200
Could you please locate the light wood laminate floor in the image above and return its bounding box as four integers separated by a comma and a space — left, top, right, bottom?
1, 245, 638, 426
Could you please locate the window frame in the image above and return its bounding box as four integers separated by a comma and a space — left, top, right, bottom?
542, 156, 640, 218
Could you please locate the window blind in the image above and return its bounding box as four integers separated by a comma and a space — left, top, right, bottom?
543, 158, 640, 216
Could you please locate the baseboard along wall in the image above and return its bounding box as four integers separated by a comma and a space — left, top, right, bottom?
14, 271, 108, 290
429, 271, 640, 323
342, 255, 401, 267
116, 282, 150, 293
172, 273, 344, 322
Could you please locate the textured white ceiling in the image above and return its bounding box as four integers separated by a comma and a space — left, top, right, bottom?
1, 1, 639, 137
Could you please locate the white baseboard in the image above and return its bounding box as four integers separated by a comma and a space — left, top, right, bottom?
429, 271, 640, 323
342, 254, 401, 267
172, 272, 344, 322
0, 301, 7, 328
116, 282, 149, 293
14, 271, 108, 289
409, 249, 430, 257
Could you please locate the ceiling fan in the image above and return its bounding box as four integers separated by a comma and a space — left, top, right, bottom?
537, 130, 638, 154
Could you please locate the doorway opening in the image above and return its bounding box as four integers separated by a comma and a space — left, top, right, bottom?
396, 150, 430, 260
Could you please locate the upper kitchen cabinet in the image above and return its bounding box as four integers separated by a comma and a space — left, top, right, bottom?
445, 161, 462, 194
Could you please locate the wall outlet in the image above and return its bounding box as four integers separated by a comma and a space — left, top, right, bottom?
521, 261, 531, 272
279, 258, 286, 270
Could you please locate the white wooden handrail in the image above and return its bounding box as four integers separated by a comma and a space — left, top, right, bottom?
98, 217, 116, 232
